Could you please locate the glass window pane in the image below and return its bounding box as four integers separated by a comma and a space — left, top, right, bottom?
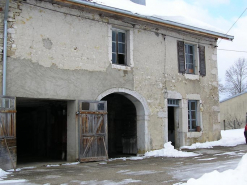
112, 30, 116, 41
188, 45, 193, 54
112, 53, 116, 64
112, 42, 116, 52
191, 111, 196, 119
118, 32, 125, 43
118, 43, 125, 54
191, 102, 196, 110
192, 120, 197, 129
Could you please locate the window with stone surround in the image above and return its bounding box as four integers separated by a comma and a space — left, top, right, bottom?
112, 28, 127, 65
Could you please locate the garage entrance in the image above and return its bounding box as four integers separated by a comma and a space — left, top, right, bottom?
102, 94, 137, 158
16, 98, 67, 165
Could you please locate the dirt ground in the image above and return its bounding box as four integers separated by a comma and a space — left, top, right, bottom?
2, 144, 247, 185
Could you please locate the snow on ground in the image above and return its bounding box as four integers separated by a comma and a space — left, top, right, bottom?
79, 179, 142, 185
180, 153, 247, 185
109, 142, 200, 161
181, 129, 245, 150
0, 168, 10, 180
89, 0, 222, 32
145, 142, 200, 158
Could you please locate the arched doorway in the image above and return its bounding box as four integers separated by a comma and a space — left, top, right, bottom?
102, 94, 137, 157
96, 88, 150, 156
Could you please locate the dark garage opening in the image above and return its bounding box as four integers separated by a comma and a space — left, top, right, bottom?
16, 98, 67, 165
168, 106, 175, 146
102, 94, 137, 158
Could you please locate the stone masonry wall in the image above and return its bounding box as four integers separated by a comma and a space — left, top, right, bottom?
0, 0, 6, 92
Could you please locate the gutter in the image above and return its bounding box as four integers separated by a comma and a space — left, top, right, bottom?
3, 0, 9, 96
56, 0, 234, 41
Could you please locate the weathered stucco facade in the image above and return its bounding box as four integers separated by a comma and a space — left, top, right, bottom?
0, 0, 231, 166
220, 92, 247, 130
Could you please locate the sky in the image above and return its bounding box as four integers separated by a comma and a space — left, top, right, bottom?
92, 0, 247, 99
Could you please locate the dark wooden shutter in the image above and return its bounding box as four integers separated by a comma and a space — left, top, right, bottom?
177, 41, 185, 73
199, 45, 206, 76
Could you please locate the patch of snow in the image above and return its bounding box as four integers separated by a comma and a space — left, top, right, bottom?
119, 170, 161, 175
129, 157, 143, 160
145, 142, 200, 158
46, 164, 60, 167
99, 162, 107, 164
90, 0, 222, 33
181, 153, 247, 185
214, 152, 237, 156
197, 158, 216, 161
62, 162, 80, 166
0, 169, 10, 179
80, 179, 141, 185
181, 129, 245, 150
0, 179, 27, 184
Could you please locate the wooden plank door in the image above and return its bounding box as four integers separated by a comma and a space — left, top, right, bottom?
78, 101, 108, 162
0, 96, 16, 170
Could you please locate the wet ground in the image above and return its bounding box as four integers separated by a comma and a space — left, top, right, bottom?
1, 144, 247, 185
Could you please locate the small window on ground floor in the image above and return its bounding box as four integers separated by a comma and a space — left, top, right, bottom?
188, 100, 198, 131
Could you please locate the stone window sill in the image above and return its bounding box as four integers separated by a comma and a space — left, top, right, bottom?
112, 64, 131, 71
184, 74, 199, 80
187, 131, 202, 138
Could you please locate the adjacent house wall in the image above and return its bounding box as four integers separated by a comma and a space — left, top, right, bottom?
220, 93, 247, 130
3, 0, 221, 158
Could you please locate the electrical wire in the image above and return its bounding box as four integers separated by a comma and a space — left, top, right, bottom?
218, 7, 247, 45
218, 49, 247, 53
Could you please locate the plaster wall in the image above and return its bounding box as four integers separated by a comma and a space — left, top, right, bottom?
220, 93, 247, 130
4, 0, 221, 158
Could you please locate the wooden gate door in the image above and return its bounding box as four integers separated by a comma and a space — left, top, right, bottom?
0, 96, 16, 170
77, 101, 108, 162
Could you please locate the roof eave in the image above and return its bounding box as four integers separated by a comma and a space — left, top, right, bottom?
55, 0, 234, 41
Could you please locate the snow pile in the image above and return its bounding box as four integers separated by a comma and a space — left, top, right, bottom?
144, 142, 199, 158
181, 153, 247, 185
0, 169, 10, 180
181, 129, 245, 149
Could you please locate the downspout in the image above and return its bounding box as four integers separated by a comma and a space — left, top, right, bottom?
3, 0, 9, 96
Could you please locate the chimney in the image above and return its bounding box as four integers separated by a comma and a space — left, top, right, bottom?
130, 0, 146, 6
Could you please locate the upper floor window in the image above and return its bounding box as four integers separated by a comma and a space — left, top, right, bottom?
112, 29, 126, 65
177, 41, 206, 76
185, 44, 195, 74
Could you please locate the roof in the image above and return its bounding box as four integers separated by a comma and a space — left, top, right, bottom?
220, 92, 247, 103
55, 0, 234, 41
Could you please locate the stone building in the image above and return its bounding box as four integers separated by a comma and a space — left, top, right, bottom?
220, 92, 247, 130
0, 0, 233, 170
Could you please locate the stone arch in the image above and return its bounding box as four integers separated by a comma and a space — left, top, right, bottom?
96, 88, 150, 153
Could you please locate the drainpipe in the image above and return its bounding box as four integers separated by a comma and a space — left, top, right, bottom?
3, 0, 9, 96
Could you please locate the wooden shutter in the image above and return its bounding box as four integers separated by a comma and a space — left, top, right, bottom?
199, 45, 206, 76
177, 41, 185, 73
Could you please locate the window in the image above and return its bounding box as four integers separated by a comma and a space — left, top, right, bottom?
188, 100, 197, 131
177, 41, 206, 76
112, 29, 126, 65
168, 99, 179, 107
185, 44, 194, 74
